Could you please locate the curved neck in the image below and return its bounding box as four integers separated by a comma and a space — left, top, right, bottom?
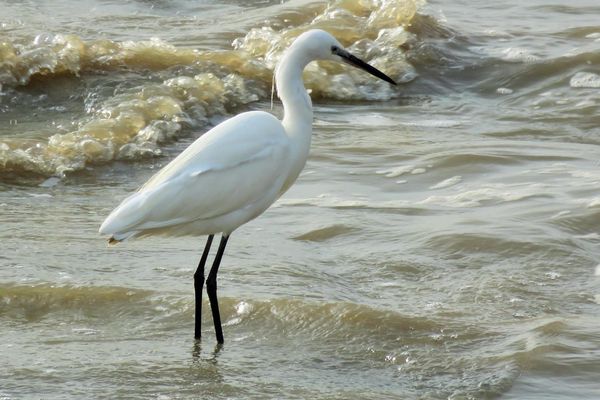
275, 48, 313, 136
274, 46, 315, 193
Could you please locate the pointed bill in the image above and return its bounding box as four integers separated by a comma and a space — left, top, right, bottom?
333, 47, 397, 85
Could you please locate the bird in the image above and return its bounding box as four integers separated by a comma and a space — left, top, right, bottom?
99, 29, 396, 344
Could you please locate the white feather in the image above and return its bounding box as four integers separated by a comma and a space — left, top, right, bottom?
99, 29, 395, 242
99, 111, 290, 238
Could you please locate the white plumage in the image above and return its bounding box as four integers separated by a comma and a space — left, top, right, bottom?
100, 111, 290, 241
99, 29, 395, 343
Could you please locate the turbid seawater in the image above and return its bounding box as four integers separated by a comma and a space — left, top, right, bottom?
1, 0, 599, 399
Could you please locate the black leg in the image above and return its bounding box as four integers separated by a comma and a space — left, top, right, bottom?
206, 234, 229, 344
194, 234, 214, 339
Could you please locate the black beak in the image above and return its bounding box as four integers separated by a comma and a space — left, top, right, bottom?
333, 47, 396, 85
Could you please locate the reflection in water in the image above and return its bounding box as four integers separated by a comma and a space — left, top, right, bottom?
192, 338, 224, 360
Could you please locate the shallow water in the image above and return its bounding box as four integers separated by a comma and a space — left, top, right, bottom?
1, 0, 600, 398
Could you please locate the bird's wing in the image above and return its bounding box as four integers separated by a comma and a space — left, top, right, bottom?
100, 111, 290, 235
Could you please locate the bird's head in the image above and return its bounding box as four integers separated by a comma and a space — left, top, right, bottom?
291, 29, 396, 85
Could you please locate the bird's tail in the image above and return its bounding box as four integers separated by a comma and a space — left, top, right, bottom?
105, 231, 138, 246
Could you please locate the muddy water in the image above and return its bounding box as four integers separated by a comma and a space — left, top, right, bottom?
1, 0, 599, 398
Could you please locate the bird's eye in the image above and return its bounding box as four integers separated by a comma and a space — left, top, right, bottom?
331, 45, 339, 54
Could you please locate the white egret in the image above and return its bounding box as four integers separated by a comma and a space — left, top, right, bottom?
100, 29, 396, 344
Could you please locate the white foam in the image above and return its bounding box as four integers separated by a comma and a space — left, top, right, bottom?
501, 47, 540, 63
376, 165, 414, 178
72, 327, 99, 335
235, 300, 253, 316
509, 297, 524, 303
27, 193, 53, 198
429, 176, 462, 190
225, 301, 254, 327
419, 186, 533, 208
570, 72, 600, 88
424, 301, 443, 310
484, 29, 511, 38
545, 272, 561, 280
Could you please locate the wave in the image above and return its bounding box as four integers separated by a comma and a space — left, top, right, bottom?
291, 224, 359, 241
6, 283, 591, 398
0, 284, 154, 322
4, 0, 596, 180
0, 283, 443, 340
0, 0, 423, 179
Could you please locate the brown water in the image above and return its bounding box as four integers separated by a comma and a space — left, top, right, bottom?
1, 0, 600, 398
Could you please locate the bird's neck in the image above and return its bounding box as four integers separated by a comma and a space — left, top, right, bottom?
275, 48, 314, 191
276, 49, 314, 139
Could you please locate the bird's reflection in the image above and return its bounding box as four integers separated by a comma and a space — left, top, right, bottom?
188, 338, 225, 391
192, 338, 223, 362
